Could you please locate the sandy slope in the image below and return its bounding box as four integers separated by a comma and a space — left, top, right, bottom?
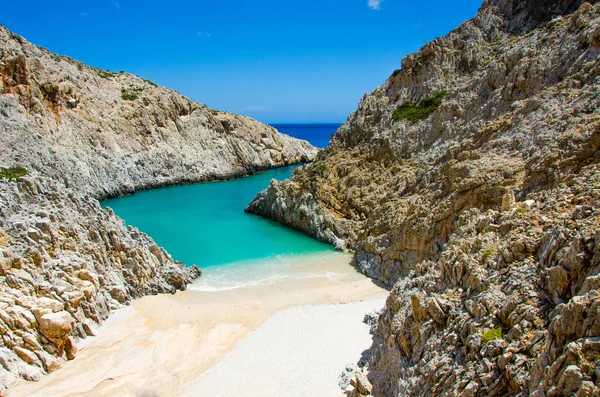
8, 258, 387, 397
182, 299, 385, 397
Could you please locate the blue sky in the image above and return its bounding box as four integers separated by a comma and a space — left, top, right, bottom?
2, 1, 481, 123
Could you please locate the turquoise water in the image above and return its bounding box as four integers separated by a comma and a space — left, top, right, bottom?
102, 166, 335, 271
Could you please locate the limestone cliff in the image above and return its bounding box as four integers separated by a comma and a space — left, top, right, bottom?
0, 177, 200, 390
0, 26, 316, 394
0, 25, 317, 198
247, 0, 600, 395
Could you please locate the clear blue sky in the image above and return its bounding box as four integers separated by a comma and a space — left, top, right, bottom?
2, 1, 481, 123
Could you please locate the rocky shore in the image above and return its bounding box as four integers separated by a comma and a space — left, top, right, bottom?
247, 0, 600, 395
0, 176, 200, 388
0, 26, 316, 394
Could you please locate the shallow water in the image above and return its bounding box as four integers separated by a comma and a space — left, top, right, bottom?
102, 165, 353, 290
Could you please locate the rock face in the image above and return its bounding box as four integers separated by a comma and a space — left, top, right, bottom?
247, 0, 600, 395
368, 166, 600, 396
0, 25, 317, 199
0, 26, 316, 394
0, 176, 201, 393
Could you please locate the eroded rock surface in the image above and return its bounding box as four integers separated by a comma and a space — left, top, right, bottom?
368, 165, 600, 396
247, 0, 600, 395
0, 177, 201, 394
0, 25, 317, 198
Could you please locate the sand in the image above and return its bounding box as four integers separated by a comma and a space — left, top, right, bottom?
182, 299, 385, 397
8, 255, 388, 397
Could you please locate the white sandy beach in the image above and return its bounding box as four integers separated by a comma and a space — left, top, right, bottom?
182, 299, 385, 397
8, 254, 388, 397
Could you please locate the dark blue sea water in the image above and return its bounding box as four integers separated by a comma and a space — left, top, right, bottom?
271, 123, 340, 148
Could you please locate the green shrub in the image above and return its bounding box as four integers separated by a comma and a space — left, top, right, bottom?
516, 207, 527, 213
482, 328, 503, 343
391, 69, 402, 78
0, 167, 28, 181
121, 86, 141, 101
414, 56, 425, 68
392, 90, 448, 123
97, 70, 117, 79
482, 249, 493, 260
308, 163, 327, 178
142, 78, 158, 87
121, 90, 137, 100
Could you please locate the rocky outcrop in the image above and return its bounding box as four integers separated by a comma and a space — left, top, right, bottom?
0, 26, 316, 393
0, 176, 200, 393
366, 165, 600, 396
0, 25, 317, 199
486, 0, 597, 33
247, 0, 600, 395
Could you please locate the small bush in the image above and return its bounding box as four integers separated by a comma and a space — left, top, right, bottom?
121, 90, 137, 101
482, 328, 503, 343
97, 70, 117, 79
0, 167, 28, 181
516, 207, 527, 213
392, 90, 448, 123
482, 249, 493, 260
121, 86, 141, 101
414, 56, 425, 68
391, 69, 402, 78
308, 163, 327, 178
142, 78, 158, 87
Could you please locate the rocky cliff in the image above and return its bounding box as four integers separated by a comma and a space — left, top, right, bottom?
246, 0, 600, 395
0, 26, 316, 394
0, 25, 317, 199
0, 177, 200, 390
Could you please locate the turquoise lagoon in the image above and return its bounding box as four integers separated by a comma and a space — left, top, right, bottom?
102, 165, 353, 291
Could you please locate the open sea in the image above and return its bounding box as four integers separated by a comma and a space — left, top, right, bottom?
102, 124, 348, 290
270, 123, 340, 148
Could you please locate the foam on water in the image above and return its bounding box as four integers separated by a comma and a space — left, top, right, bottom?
191, 251, 357, 291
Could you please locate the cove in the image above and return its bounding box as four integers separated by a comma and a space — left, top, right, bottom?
102, 165, 347, 290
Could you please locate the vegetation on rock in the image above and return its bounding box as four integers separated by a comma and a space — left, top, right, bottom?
96, 69, 117, 79
121, 86, 142, 101
392, 90, 447, 123
141, 78, 158, 87
308, 163, 327, 178
482, 327, 503, 343
0, 166, 27, 181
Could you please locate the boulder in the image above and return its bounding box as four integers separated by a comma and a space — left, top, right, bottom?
38, 311, 74, 349
64, 337, 77, 360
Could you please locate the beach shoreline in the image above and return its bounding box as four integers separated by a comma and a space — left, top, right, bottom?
8, 256, 388, 397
